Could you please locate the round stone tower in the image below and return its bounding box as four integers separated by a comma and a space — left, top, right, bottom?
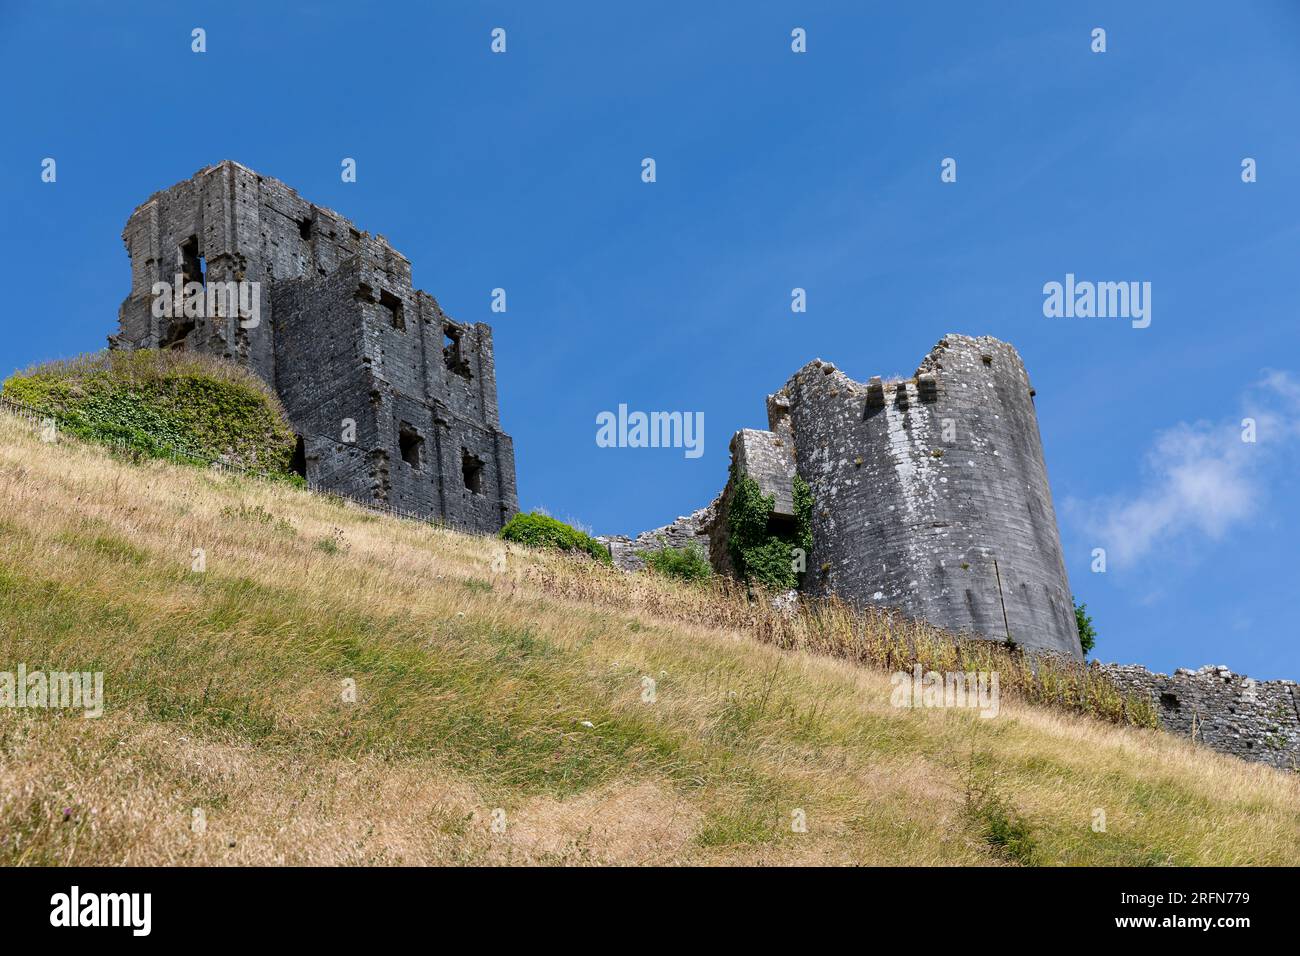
774, 334, 1081, 659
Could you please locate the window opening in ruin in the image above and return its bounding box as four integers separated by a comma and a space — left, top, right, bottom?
398, 422, 423, 468
379, 290, 405, 330
1159, 692, 1180, 711
179, 236, 204, 287
160, 318, 195, 349
765, 513, 796, 536
290, 435, 307, 479
461, 449, 484, 494
443, 326, 472, 379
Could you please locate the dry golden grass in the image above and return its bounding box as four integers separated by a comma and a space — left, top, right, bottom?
0, 412, 1296, 866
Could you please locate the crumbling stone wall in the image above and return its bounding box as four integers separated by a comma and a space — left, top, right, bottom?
1096, 663, 1300, 770
113, 161, 517, 534
614, 335, 1078, 658
599, 503, 715, 572
599, 428, 800, 577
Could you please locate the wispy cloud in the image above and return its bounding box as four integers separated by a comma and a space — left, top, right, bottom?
1069, 371, 1300, 569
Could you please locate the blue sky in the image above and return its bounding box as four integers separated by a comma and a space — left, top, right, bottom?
2, 1, 1297, 678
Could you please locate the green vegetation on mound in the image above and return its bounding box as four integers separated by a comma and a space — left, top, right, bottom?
500, 511, 612, 564
2, 349, 298, 477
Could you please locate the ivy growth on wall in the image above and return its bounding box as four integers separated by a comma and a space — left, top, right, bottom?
725, 466, 813, 592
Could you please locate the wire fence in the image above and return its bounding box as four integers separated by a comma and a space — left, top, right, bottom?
0, 394, 494, 539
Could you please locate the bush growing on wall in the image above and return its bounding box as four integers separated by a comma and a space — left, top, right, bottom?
1074, 599, 1097, 656
640, 542, 712, 583
725, 468, 813, 592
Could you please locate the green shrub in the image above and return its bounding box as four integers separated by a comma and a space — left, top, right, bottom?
725, 469, 814, 592
641, 542, 712, 583
1074, 598, 1097, 656
314, 528, 348, 555
499, 511, 611, 564
3, 349, 298, 478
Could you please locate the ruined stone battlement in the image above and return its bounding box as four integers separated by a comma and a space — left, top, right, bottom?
113, 161, 518, 534
618, 335, 1073, 657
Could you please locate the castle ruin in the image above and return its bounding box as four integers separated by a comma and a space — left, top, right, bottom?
603, 333, 1299, 768
113, 161, 518, 534
606, 334, 1083, 660
108, 168, 1294, 769
764, 335, 1080, 658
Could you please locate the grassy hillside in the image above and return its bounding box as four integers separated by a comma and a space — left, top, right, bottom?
0, 411, 1295, 865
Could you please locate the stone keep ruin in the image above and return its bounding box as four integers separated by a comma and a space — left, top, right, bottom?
113, 161, 518, 534
606, 334, 1083, 660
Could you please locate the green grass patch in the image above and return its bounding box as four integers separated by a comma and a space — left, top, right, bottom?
697, 805, 780, 848
961, 754, 1037, 865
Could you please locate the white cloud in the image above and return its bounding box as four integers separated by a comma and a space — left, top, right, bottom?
1070, 371, 1299, 569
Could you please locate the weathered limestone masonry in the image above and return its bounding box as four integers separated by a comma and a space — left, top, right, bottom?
773, 335, 1080, 659
597, 429, 795, 575
113, 161, 518, 534
616, 334, 1080, 658
599, 505, 714, 573
1095, 663, 1300, 771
